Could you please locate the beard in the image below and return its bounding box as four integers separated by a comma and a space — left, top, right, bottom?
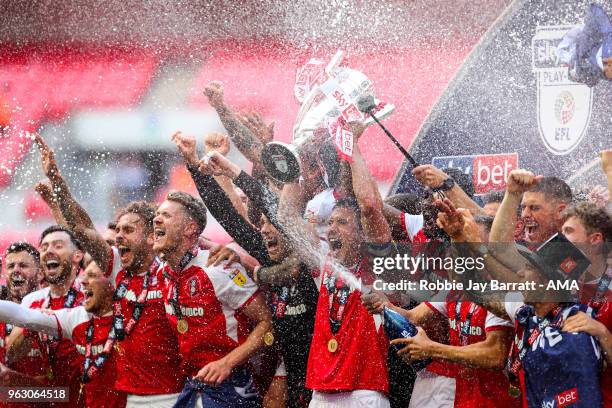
9, 280, 38, 302
44, 259, 72, 285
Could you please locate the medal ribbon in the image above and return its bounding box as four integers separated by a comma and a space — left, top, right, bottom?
454, 301, 476, 347
163, 246, 199, 324
273, 286, 289, 318
112, 258, 160, 340
588, 264, 612, 312
82, 318, 117, 384
508, 305, 564, 378
37, 285, 80, 379
326, 257, 362, 334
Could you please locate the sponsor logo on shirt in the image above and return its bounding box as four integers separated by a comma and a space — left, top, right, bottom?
125, 289, 163, 302
164, 303, 204, 317
284, 303, 307, 316
541, 387, 579, 408
449, 319, 483, 336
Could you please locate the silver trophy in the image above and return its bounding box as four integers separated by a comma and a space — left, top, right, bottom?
261, 51, 394, 183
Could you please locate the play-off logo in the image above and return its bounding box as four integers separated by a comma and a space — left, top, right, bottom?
432, 153, 519, 194
532, 26, 593, 155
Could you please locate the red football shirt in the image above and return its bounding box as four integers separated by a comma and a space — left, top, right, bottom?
306, 255, 389, 394
162, 249, 259, 377
22, 284, 84, 407
53, 307, 127, 408
107, 247, 184, 395
426, 299, 520, 408
0, 321, 49, 408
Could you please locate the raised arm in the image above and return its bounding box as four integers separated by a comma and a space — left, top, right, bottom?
490, 169, 541, 243
172, 132, 273, 266
436, 199, 513, 320
199, 149, 283, 232
412, 164, 483, 216
350, 124, 391, 244
34, 181, 67, 227
236, 111, 275, 175
202, 131, 249, 221
204, 82, 264, 165
33, 134, 111, 269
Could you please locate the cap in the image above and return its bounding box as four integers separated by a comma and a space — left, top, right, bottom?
516, 233, 591, 281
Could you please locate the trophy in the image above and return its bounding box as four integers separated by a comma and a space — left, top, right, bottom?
261, 51, 395, 183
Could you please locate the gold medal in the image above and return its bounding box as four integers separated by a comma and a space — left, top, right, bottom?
114, 343, 124, 356
508, 385, 521, 398
177, 319, 188, 334
46, 367, 54, 381
263, 331, 274, 346
327, 338, 338, 353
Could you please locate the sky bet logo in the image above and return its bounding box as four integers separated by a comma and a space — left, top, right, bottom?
541, 387, 578, 408
432, 153, 519, 194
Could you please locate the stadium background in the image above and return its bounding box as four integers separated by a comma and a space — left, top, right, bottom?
0, 0, 510, 253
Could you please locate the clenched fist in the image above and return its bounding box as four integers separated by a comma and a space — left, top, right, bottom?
505, 169, 543, 195
204, 81, 225, 109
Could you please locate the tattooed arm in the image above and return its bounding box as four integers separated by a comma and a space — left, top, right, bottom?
203, 81, 264, 164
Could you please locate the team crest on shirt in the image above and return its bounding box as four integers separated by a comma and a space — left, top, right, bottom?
230, 269, 247, 287
532, 25, 593, 155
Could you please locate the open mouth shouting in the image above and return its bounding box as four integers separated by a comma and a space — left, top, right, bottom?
9, 274, 26, 289
83, 287, 94, 308
117, 244, 132, 265
523, 219, 539, 242
263, 235, 280, 255
44, 258, 61, 277
328, 237, 342, 252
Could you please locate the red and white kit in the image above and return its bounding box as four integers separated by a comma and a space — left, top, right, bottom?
421, 299, 519, 408
53, 307, 127, 408
107, 247, 184, 398
162, 248, 260, 377
22, 284, 85, 407
306, 253, 390, 407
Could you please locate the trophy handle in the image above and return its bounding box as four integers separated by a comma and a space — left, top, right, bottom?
325, 50, 345, 77
260, 141, 302, 183
293, 83, 324, 140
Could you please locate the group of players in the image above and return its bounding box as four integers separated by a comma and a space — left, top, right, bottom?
0, 80, 610, 408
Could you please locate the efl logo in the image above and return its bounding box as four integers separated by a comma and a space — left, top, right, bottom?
556, 388, 578, 407
431, 153, 519, 194
532, 26, 593, 155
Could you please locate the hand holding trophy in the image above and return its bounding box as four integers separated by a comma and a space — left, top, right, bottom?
260, 51, 395, 183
